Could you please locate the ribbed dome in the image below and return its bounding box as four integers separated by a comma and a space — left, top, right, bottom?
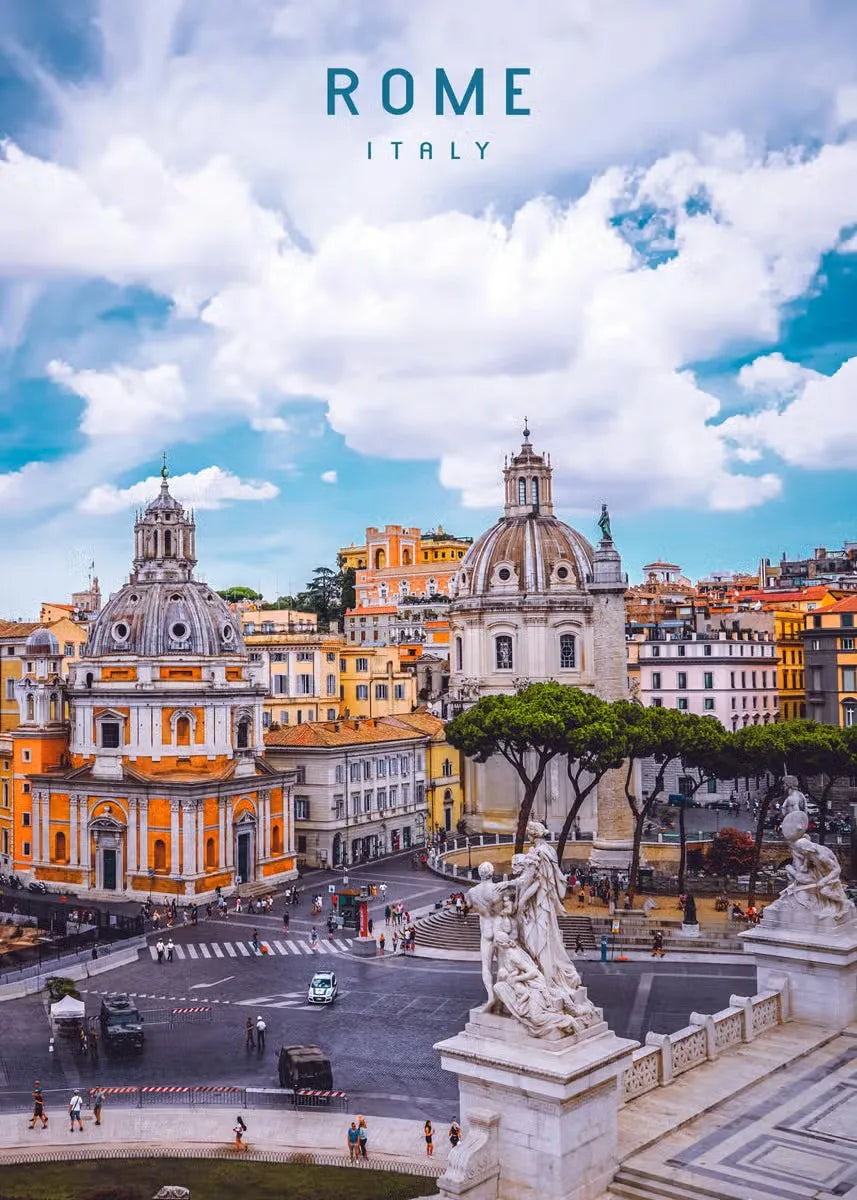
454, 514, 594, 598
25, 627, 60, 655
86, 580, 245, 657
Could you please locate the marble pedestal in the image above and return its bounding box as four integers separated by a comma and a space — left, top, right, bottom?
741, 915, 857, 1030
678, 923, 700, 939
433, 1009, 637, 1200
350, 935, 376, 957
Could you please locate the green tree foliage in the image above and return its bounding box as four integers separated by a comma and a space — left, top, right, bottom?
446, 683, 576, 852
707, 827, 755, 881
555, 693, 626, 865
216, 586, 262, 604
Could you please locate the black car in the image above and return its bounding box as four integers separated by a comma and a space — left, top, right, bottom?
277, 1044, 333, 1091
100, 994, 144, 1054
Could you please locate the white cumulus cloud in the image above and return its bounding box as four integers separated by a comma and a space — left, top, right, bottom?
79, 466, 279, 515
320, 470, 337, 484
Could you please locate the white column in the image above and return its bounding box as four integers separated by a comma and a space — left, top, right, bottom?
127, 797, 138, 874
70, 794, 79, 865
225, 804, 234, 869
182, 801, 197, 876
170, 800, 181, 874
41, 792, 50, 864
260, 791, 269, 859
80, 803, 90, 871
31, 791, 41, 862
138, 800, 148, 871
196, 802, 204, 874
218, 799, 227, 868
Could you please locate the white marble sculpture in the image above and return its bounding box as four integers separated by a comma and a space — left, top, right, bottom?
763, 807, 856, 929
466, 820, 601, 1038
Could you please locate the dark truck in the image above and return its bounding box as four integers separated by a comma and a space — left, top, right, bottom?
277, 1044, 333, 1092
99, 994, 144, 1054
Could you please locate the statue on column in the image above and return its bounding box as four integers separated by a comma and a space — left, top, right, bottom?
597, 503, 613, 542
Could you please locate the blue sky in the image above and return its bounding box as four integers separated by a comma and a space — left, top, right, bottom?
2, 0, 857, 615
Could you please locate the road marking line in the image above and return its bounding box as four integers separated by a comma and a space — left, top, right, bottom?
174, 945, 186, 960
224, 943, 237, 957
187, 945, 198, 959
236, 942, 250, 956
334, 940, 350, 952
200, 945, 211, 958
299, 942, 315, 954
212, 943, 224, 958
286, 940, 301, 954
148, 946, 157, 960
273, 941, 287, 955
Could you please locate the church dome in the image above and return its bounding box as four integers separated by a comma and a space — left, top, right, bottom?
84, 460, 244, 657
452, 424, 594, 600
86, 579, 244, 658
25, 627, 60, 655
455, 514, 594, 598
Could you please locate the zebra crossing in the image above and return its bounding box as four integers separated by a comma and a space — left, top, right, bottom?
149, 936, 353, 961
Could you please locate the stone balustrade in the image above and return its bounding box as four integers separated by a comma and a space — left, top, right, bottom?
621, 983, 789, 1102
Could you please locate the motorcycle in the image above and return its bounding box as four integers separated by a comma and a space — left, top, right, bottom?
7, 875, 22, 890
0, 873, 8, 887
27, 880, 48, 894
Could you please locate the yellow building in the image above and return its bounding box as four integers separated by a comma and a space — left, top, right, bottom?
340, 645, 416, 719
240, 608, 317, 634
0, 617, 88, 732
244, 630, 344, 728
804, 595, 857, 727
388, 711, 463, 836
741, 586, 844, 721
0, 732, 12, 870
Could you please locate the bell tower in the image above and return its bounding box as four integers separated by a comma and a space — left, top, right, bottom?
503, 419, 555, 517
131, 454, 197, 585
15, 629, 66, 728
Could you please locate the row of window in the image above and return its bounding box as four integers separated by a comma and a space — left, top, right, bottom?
650, 694, 775, 711
452, 634, 576, 673
333, 755, 417, 784
646, 642, 773, 658
272, 673, 338, 696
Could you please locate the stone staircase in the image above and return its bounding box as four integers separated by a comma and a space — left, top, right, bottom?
608, 1165, 745, 1199
589, 914, 746, 955
416, 908, 598, 952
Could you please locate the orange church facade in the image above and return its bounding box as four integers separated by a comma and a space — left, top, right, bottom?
10, 470, 297, 899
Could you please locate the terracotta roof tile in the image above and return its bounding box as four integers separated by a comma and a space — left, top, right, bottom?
265, 715, 434, 749
822, 595, 857, 613
0, 620, 41, 639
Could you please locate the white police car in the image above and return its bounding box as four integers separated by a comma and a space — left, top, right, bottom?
307, 970, 338, 1005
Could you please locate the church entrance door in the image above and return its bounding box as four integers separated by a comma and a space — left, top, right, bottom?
237, 831, 252, 883
103, 849, 117, 890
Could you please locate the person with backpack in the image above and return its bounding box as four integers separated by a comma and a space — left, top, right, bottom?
449, 1119, 462, 1148
29, 1081, 48, 1130
92, 1087, 105, 1127
233, 1114, 248, 1151
68, 1090, 84, 1132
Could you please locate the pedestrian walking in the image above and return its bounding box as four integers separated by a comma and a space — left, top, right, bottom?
392, 929, 400, 954
233, 1114, 247, 1152
255, 1016, 266, 1051
68, 1090, 84, 1132
380, 882, 387, 900
29, 1081, 48, 1129
424, 1118, 434, 1156
574, 935, 585, 955
347, 1121, 360, 1162
385, 904, 391, 925
378, 932, 385, 954
449, 1119, 461, 1148
251, 929, 259, 952
156, 938, 165, 964
166, 937, 174, 963
368, 917, 374, 936
245, 1017, 255, 1050
282, 911, 290, 932
651, 930, 665, 959
310, 927, 319, 951
89, 1024, 99, 1058
358, 1115, 368, 1159
78, 1025, 88, 1056
92, 1087, 105, 1126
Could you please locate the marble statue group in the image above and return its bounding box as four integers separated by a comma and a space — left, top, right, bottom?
466, 820, 601, 1039
764, 777, 855, 928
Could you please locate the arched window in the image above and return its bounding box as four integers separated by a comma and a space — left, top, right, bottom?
272, 824, 282, 854
50, 694, 58, 721
518, 477, 526, 505
531, 477, 540, 506
495, 635, 513, 670
402, 548, 412, 565
444, 788, 452, 802
205, 836, 215, 868
164, 529, 172, 556
151, 530, 159, 557
26, 695, 34, 721
176, 716, 191, 747
54, 830, 67, 862
374, 548, 386, 569
153, 838, 167, 871
559, 634, 576, 670
844, 701, 857, 728
85, 672, 94, 689
455, 637, 463, 672
236, 718, 250, 749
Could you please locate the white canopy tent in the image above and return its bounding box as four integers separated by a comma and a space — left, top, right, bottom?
49, 993, 85, 1023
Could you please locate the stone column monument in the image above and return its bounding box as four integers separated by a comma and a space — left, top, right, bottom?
428, 822, 637, 1200
742, 782, 857, 1028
